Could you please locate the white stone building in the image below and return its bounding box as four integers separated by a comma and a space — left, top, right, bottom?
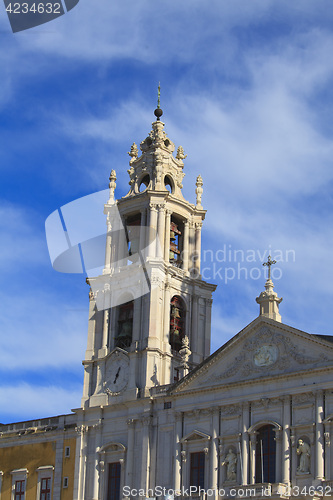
72, 107, 333, 500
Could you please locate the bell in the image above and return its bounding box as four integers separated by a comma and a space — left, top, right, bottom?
170, 231, 176, 241
118, 321, 132, 337
173, 329, 180, 337
169, 250, 175, 260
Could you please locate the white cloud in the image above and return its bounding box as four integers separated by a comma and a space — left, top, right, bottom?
0, 290, 86, 369
0, 383, 81, 422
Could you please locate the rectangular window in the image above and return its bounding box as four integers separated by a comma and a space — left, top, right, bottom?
164, 401, 172, 409
190, 452, 205, 489
65, 446, 70, 457
107, 462, 121, 500
63, 477, 68, 488
40, 478, 51, 500
15, 480, 25, 500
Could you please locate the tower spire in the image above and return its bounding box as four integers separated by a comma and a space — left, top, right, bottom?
256, 255, 283, 322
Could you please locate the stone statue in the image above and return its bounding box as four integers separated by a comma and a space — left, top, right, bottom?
195, 175, 203, 209
297, 439, 310, 473
222, 448, 237, 481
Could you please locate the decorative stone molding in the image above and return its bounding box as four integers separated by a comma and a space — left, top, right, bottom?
181, 450, 187, 462
127, 418, 136, 428
203, 447, 209, 455
293, 392, 315, 405
75, 425, 88, 435
220, 404, 241, 416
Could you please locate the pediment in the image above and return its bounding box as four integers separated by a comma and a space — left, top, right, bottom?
181, 430, 211, 443
100, 442, 126, 453
173, 317, 333, 393
103, 347, 129, 363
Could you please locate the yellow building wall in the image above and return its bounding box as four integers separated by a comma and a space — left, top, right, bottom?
61, 438, 76, 500
0, 441, 56, 500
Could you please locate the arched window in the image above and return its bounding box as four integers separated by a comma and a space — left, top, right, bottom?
170, 296, 185, 352
255, 425, 276, 483
115, 301, 134, 349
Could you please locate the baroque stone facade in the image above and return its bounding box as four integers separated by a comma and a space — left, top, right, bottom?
1, 110, 333, 500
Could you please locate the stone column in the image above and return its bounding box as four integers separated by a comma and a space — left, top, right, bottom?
104, 213, 112, 272
94, 362, 104, 394
249, 433, 256, 484
174, 413, 182, 491
82, 364, 92, 399
92, 421, 102, 500
282, 396, 291, 484
194, 222, 202, 275
183, 221, 189, 272
148, 204, 158, 258
102, 308, 110, 352
125, 419, 136, 490
210, 409, 219, 491
140, 209, 147, 259
164, 210, 172, 262
157, 204, 165, 259
241, 403, 249, 485
316, 390, 325, 480
77, 425, 88, 500
191, 295, 198, 356
140, 416, 151, 491
163, 284, 171, 350
274, 429, 282, 483
324, 422, 331, 480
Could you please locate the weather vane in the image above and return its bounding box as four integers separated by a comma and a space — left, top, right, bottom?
263, 255, 276, 280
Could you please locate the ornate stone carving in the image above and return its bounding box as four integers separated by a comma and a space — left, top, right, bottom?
220, 404, 241, 416
176, 146, 187, 160
128, 143, 138, 161
108, 170, 117, 204
293, 393, 314, 405
181, 450, 187, 462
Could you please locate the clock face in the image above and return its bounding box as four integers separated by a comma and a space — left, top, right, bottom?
105, 356, 129, 395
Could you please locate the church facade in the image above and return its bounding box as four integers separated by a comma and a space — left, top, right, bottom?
1, 108, 333, 500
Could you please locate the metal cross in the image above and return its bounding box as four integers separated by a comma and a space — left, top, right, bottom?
263, 255, 276, 280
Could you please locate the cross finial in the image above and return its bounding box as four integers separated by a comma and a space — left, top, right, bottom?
263, 255, 276, 280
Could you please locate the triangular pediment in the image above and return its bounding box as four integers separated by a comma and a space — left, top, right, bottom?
181, 430, 211, 443
173, 317, 333, 394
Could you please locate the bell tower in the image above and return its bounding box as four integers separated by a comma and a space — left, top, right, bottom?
82, 102, 216, 407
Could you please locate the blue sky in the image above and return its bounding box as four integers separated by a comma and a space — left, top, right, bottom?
1, 0, 333, 423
